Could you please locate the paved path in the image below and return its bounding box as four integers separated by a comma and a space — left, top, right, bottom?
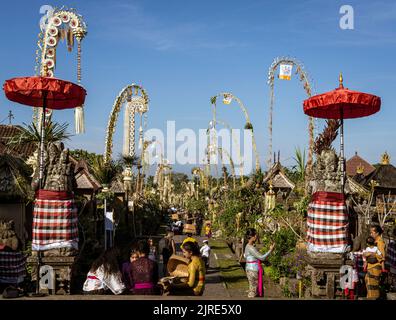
2, 235, 237, 300
173, 235, 231, 298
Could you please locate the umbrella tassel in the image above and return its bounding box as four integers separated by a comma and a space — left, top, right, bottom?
75, 40, 85, 134
75, 106, 85, 134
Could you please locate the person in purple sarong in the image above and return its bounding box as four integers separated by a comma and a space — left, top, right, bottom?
130, 240, 160, 295
121, 246, 139, 293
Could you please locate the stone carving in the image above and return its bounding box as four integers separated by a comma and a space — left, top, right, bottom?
0, 220, 19, 251
27, 257, 75, 294
310, 149, 343, 194
30, 143, 77, 259
26, 150, 39, 178
44, 142, 76, 192
30, 142, 76, 192
31, 247, 77, 257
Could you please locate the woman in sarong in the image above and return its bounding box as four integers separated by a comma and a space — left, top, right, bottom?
83, 247, 125, 295
365, 225, 386, 299
130, 240, 160, 295
166, 241, 206, 296
244, 228, 275, 298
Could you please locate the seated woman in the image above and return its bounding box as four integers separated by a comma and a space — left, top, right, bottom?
167, 241, 206, 296
83, 247, 126, 295
121, 246, 139, 294
130, 240, 159, 295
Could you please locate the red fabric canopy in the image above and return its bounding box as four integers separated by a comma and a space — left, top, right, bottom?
303, 86, 381, 119
3, 76, 86, 109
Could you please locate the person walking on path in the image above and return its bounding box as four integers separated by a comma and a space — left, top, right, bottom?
244, 228, 275, 298
365, 225, 387, 299
205, 222, 212, 239
200, 240, 211, 269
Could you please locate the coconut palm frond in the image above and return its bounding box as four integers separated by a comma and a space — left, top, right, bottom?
7, 121, 72, 148
293, 147, 306, 182
120, 154, 140, 167
91, 155, 120, 186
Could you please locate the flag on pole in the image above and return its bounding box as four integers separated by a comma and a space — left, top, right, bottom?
279, 64, 293, 80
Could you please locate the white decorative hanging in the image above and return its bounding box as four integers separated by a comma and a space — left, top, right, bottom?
123, 101, 136, 157
75, 106, 85, 134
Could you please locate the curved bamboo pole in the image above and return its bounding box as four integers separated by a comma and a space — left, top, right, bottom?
232, 95, 260, 173
34, 7, 87, 130
141, 139, 165, 191
207, 118, 244, 184
211, 92, 260, 172
104, 84, 149, 164
218, 147, 237, 189
267, 57, 314, 174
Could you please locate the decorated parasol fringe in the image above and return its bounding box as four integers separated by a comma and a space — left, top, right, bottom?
75, 105, 85, 134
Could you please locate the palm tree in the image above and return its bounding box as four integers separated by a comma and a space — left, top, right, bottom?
7, 121, 72, 188
7, 121, 72, 149
120, 154, 140, 168
91, 155, 120, 186
293, 147, 306, 183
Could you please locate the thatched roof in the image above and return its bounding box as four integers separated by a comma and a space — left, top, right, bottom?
110, 178, 125, 194
347, 176, 370, 197
272, 172, 295, 189
361, 164, 396, 190
346, 152, 375, 177
263, 161, 295, 190
69, 156, 101, 191
0, 154, 33, 199
0, 125, 36, 159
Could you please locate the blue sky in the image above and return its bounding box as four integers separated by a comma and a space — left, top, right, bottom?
0, 0, 395, 174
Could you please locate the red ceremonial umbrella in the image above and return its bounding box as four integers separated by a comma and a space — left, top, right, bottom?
3, 75, 86, 188
3, 74, 86, 296
303, 74, 381, 191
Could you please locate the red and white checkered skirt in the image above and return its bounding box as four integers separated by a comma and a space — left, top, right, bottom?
32, 190, 78, 251
307, 191, 349, 252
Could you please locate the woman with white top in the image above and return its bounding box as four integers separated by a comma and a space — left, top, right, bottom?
83, 247, 125, 295
244, 228, 275, 298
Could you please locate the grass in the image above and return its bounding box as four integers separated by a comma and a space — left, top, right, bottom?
210, 239, 248, 289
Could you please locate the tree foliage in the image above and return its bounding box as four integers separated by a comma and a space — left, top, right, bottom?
91, 155, 121, 186
7, 121, 72, 149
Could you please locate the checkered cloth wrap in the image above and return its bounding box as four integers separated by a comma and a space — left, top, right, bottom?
307, 191, 349, 252
0, 251, 27, 284
386, 240, 396, 273
32, 190, 78, 251
351, 252, 366, 278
